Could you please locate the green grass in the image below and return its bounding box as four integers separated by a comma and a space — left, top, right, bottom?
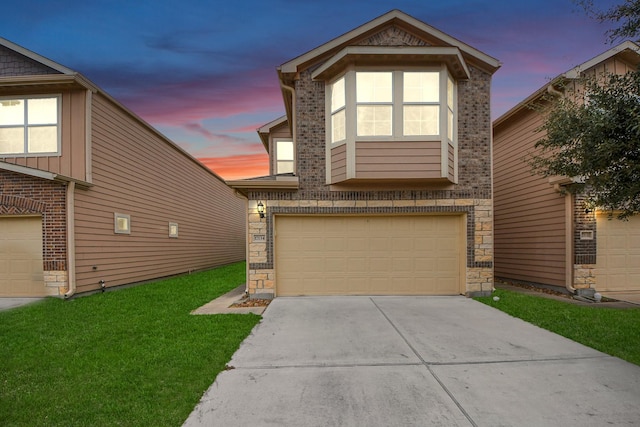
0, 262, 261, 427
475, 288, 640, 366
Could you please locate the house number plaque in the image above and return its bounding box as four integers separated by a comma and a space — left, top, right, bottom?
253, 234, 266, 242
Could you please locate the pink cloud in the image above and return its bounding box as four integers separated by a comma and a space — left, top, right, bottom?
199, 153, 270, 180
121, 73, 283, 126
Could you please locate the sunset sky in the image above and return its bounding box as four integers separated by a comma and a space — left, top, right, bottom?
1, 0, 620, 179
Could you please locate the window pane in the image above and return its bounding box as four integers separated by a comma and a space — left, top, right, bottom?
447, 76, 454, 108
28, 98, 57, 124
403, 105, 439, 136
0, 99, 24, 125
357, 105, 392, 136
448, 107, 454, 141
277, 161, 294, 174
28, 126, 57, 153
0, 127, 24, 154
357, 72, 392, 102
332, 110, 345, 142
404, 72, 439, 103
276, 140, 294, 161
331, 77, 345, 112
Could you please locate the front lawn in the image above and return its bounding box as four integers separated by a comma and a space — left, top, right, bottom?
0, 262, 260, 427
475, 288, 640, 366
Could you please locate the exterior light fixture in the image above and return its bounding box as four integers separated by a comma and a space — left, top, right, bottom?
257, 201, 265, 219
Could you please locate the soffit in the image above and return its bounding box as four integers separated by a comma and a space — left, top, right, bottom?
311, 46, 471, 81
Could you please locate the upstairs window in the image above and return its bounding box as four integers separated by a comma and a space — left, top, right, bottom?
0, 95, 61, 156
327, 68, 456, 143
356, 72, 393, 136
403, 72, 439, 136
275, 139, 294, 174
330, 78, 346, 143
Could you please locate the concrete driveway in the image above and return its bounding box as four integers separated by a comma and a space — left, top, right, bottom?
183, 296, 640, 426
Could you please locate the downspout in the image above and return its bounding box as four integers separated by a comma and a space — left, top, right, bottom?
279, 81, 296, 147
64, 181, 77, 298
565, 187, 577, 294
233, 189, 250, 295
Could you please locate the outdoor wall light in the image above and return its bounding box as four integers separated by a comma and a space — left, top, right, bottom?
257, 201, 265, 219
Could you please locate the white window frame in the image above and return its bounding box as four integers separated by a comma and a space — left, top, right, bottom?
114, 213, 131, 235
326, 65, 456, 145
169, 222, 179, 238
0, 95, 62, 157
274, 138, 295, 174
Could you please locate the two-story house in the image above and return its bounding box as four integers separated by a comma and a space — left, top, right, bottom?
0, 37, 245, 298
229, 10, 500, 298
493, 41, 640, 300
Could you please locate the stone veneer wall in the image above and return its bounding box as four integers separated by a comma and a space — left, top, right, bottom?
0, 170, 68, 295
573, 192, 596, 290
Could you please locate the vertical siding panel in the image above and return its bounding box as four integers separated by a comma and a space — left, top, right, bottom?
494, 107, 567, 286
73, 94, 245, 293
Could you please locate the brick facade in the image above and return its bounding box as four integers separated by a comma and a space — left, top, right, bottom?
0, 170, 68, 294
245, 26, 495, 298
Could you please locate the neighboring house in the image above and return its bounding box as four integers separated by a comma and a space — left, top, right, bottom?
228, 10, 500, 298
493, 41, 640, 297
0, 37, 246, 298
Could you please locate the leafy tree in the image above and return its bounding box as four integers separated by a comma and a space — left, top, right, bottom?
529, 71, 640, 219
577, 0, 640, 42
529, 0, 640, 218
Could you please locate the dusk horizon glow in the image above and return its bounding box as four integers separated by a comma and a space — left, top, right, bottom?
2, 1, 620, 180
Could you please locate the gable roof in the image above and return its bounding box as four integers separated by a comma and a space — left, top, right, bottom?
0, 37, 228, 184
279, 9, 501, 77
494, 41, 640, 129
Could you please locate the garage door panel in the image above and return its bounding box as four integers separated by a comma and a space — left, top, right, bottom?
275, 215, 463, 296
597, 213, 640, 291
0, 217, 45, 297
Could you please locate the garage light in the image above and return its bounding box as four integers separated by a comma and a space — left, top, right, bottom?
257, 201, 265, 219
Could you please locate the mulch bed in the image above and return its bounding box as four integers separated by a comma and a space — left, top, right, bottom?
229, 298, 272, 308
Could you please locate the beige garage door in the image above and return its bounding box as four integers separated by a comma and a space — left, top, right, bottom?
0, 216, 45, 297
275, 215, 464, 296
596, 213, 640, 292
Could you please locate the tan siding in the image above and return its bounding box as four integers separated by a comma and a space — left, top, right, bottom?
493, 107, 566, 286
355, 141, 441, 179
448, 143, 454, 181
73, 94, 245, 293
331, 144, 347, 182
0, 90, 87, 181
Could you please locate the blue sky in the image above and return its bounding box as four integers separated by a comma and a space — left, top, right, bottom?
1, 0, 620, 178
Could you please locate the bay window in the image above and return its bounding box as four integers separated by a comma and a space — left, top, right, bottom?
327, 67, 455, 143
0, 95, 61, 156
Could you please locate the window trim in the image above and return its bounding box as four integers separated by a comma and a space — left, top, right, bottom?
0, 94, 62, 157
326, 65, 455, 145
274, 138, 295, 175
169, 222, 179, 238
114, 213, 131, 235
